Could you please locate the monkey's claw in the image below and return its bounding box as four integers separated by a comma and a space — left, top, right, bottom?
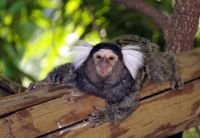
27, 83, 39, 91
87, 109, 106, 127
27, 81, 55, 91
88, 114, 103, 128
64, 83, 76, 89
171, 78, 184, 90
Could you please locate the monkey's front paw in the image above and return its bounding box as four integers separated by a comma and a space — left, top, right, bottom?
64, 83, 77, 89
171, 78, 184, 90
27, 81, 55, 92
27, 82, 40, 91
87, 107, 106, 127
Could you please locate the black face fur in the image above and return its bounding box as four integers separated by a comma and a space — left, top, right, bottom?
85, 43, 125, 83
89, 43, 123, 60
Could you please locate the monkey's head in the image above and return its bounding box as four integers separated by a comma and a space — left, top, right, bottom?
71, 41, 144, 80
87, 43, 123, 78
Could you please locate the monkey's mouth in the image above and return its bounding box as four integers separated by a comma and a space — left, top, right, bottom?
96, 68, 112, 78
99, 69, 108, 76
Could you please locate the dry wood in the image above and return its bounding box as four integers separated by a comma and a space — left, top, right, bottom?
1, 48, 200, 117
49, 79, 200, 138
0, 48, 200, 138
0, 85, 74, 117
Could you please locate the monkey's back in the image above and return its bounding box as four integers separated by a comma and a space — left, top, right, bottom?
112, 35, 179, 83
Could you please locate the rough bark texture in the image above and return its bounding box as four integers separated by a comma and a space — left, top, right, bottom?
164, 0, 200, 52
113, 0, 200, 53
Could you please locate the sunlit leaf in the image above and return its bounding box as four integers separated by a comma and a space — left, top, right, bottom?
30, 10, 50, 29
4, 14, 12, 26
38, 0, 60, 8
65, 0, 81, 16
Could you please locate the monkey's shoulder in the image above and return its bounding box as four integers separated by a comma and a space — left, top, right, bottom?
45, 63, 77, 84
111, 35, 159, 53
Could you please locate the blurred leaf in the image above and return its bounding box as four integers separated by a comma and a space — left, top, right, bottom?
38, 0, 60, 8
8, 0, 24, 14
0, 0, 7, 9
65, 0, 81, 16
4, 14, 13, 26
31, 9, 50, 29
183, 128, 199, 138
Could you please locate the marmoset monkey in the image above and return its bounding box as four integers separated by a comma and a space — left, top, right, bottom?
28, 35, 182, 126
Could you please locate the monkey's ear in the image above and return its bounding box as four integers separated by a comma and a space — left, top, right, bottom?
122, 45, 144, 79
71, 41, 94, 69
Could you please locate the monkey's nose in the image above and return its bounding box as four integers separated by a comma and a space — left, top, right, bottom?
99, 59, 109, 69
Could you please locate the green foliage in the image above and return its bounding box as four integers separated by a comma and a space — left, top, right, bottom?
0, 1, 200, 136
183, 127, 200, 138
0, 0, 199, 87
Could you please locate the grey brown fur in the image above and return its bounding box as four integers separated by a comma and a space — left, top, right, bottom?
28, 35, 182, 126
113, 35, 182, 86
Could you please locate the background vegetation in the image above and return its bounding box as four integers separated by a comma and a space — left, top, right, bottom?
0, 0, 199, 137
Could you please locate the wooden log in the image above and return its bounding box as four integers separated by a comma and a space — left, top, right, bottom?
0, 85, 74, 117
49, 79, 200, 138
0, 48, 200, 138
1, 48, 200, 117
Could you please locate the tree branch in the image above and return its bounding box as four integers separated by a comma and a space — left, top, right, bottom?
113, 0, 200, 52
165, 0, 200, 52
112, 0, 169, 31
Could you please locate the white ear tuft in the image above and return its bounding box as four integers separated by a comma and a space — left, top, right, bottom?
70, 41, 93, 69
122, 45, 144, 79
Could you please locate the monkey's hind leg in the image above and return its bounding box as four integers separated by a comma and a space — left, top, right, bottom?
167, 51, 184, 90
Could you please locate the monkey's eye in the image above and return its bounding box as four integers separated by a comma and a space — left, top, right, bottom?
95, 55, 102, 59
109, 56, 115, 61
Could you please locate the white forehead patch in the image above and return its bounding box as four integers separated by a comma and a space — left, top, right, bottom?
94, 49, 116, 58
70, 41, 93, 69
122, 45, 144, 79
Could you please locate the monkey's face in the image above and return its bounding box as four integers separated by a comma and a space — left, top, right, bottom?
93, 49, 118, 77
71, 42, 144, 80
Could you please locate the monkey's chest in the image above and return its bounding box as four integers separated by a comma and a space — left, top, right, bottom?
78, 77, 135, 103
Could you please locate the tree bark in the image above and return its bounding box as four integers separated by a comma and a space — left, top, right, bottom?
112, 0, 200, 53
112, 0, 168, 31
164, 0, 200, 52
